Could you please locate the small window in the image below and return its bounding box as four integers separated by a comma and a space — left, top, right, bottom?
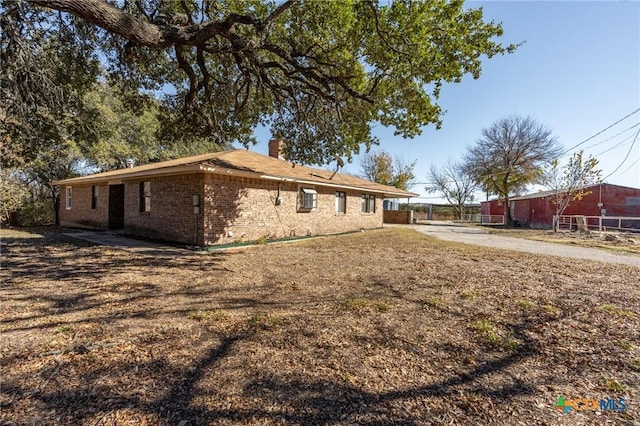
65, 187, 72, 210
335, 191, 346, 214
299, 188, 317, 210
91, 185, 98, 209
361, 194, 375, 213
140, 181, 151, 212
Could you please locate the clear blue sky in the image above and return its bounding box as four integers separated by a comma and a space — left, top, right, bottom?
244, 1, 640, 204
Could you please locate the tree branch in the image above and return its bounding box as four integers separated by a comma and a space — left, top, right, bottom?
27, 0, 255, 48
174, 45, 198, 108
262, 0, 297, 28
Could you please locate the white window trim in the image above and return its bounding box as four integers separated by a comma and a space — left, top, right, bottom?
65, 186, 72, 210
361, 194, 375, 214
299, 187, 318, 210
335, 191, 346, 215
140, 181, 151, 213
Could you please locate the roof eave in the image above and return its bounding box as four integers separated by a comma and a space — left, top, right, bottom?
257, 174, 416, 197
51, 164, 204, 185
52, 162, 418, 198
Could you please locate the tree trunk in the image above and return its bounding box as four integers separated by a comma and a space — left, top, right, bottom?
504, 195, 513, 226
52, 193, 60, 226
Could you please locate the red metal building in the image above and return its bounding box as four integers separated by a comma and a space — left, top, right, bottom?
480, 183, 640, 229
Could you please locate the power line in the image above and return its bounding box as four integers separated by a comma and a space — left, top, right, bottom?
602, 126, 640, 181
561, 107, 640, 156
407, 195, 462, 200
421, 112, 640, 188
594, 133, 636, 156
613, 158, 639, 178
581, 122, 640, 151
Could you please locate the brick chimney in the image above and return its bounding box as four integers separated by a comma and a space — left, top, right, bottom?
268, 138, 286, 160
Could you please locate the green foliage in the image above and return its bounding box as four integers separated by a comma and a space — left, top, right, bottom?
604, 378, 626, 393
617, 340, 633, 351
78, 83, 159, 170
8, 0, 517, 165
459, 290, 475, 300
56, 325, 74, 333
76, 82, 231, 171
470, 319, 500, 346
360, 150, 416, 190
464, 116, 562, 224
255, 236, 269, 245
2, 138, 82, 225
11, 197, 55, 227
390, 157, 417, 191
597, 303, 636, 317
1, 2, 97, 224
361, 151, 394, 186
0, 170, 30, 223
248, 313, 285, 330
470, 319, 521, 351
0, 1, 101, 168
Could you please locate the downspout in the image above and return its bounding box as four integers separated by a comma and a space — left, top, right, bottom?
598, 182, 603, 232
599, 183, 603, 210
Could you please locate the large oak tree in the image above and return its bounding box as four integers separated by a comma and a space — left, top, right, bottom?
464, 115, 562, 225
4, 0, 517, 165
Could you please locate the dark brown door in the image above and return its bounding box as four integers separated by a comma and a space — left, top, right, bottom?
108, 184, 125, 229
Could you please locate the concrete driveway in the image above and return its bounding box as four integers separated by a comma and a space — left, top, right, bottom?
389, 222, 640, 268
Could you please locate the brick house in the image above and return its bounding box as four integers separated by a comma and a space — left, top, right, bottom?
53, 141, 417, 246
480, 183, 640, 229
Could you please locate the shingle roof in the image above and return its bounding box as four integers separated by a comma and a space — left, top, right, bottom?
52, 150, 417, 198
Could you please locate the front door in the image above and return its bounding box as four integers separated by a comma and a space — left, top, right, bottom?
108, 184, 125, 230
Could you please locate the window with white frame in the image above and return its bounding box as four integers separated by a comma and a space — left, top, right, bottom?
65, 187, 72, 210
335, 191, 346, 214
299, 188, 317, 210
361, 194, 375, 213
140, 181, 151, 212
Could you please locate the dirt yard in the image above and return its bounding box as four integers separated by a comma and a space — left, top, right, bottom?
1, 227, 639, 425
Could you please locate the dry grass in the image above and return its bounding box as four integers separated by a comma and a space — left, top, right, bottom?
1, 226, 639, 425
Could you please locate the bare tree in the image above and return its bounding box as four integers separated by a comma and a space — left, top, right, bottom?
426, 161, 478, 219
464, 116, 562, 225
543, 151, 601, 231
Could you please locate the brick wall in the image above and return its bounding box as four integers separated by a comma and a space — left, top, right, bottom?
60, 173, 385, 246
124, 174, 205, 245
203, 174, 382, 245
383, 210, 413, 224
58, 183, 109, 229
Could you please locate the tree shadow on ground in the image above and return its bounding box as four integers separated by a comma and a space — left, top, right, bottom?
1, 310, 558, 425
2, 230, 637, 425
1, 229, 231, 332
